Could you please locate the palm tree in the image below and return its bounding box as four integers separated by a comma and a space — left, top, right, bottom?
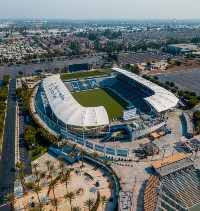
59, 162, 65, 177
100, 195, 107, 211
51, 198, 59, 211
5, 192, 15, 211
108, 181, 116, 199
66, 191, 75, 211
32, 184, 42, 210
80, 149, 86, 167
61, 170, 71, 192
92, 152, 98, 168
32, 163, 39, 173
18, 162, 26, 176
84, 198, 94, 211
72, 206, 81, 211
47, 162, 54, 182
68, 152, 75, 166
33, 169, 42, 186
17, 173, 26, 193
48, 179, 58, 201
44, 160, 52, 172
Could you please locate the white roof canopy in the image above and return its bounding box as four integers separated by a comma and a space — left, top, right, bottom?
43, 75, 109, 127
112, 68, 179, 112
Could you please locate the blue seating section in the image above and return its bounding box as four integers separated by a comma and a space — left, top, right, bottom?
71, 79, 99, 92
111, 79, 151, 113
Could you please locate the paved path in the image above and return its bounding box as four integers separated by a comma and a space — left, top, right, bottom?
0, 79, 17, 210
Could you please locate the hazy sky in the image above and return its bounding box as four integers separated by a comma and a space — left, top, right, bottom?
0, 0, 200, 20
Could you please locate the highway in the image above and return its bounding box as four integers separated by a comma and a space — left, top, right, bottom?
0, 79, 17, 210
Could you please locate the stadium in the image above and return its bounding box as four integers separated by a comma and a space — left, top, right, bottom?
34, 68, 179, 157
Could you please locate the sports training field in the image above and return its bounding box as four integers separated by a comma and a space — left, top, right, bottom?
72, 88, 129, 120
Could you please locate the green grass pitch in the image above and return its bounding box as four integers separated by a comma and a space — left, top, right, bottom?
72, 88, 129, 120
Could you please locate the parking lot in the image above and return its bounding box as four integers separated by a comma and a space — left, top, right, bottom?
0, 56, 104, 80
154, 68, 200, 95
118, 52, 172, 64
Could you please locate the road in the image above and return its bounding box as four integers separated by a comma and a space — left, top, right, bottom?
0, 56, 103, 80
0, 79, 17, 210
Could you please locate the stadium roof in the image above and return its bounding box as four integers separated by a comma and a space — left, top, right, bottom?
151, 153, 187, 169
43, 75, 109, 127
112, 68, 179, 112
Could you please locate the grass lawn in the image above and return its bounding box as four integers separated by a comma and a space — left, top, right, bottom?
61, 70, 109, 81
72, 88, 129, 120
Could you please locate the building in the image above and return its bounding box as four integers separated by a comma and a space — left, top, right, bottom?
167, 44, 198, 54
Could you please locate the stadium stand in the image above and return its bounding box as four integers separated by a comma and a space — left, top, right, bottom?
70, 78, 99, 92
110, 79, 151, 113
144, 175, 159, 211
160, 165, 200, 211
96, 77, 118, 87
123, 108, 138, 121
149, 153, 200, 211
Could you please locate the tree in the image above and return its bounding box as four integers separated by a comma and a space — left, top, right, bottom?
52, 198, 59, 211
100, 195, 107, 211
18, 71, 24, 76
92, 152, 99, 168
32, 184, 42, 210
195, 121, 200, 134
61, 170, 71, 193
5, 192, 15, 211
147, 61, 151, 67
131, 64, 140, 75
17, 173, 26, 193
187, 98, 198, 108
193, 111, 200, 121
33, 169, 42, 186
48, 179, 58, 202
153, 76, 158, 80
108, 181, 116, 199
68, 152, 75, 165
44, 160, 52, 172
72, 206, 81, 211
167, 57, 171, 63
24, 125, 37, 145
174, 60, 182, 66
58, 156, 64, 176
84, 198, 94, 211
32, 162, 39, 173
80, 149, 86, 167
66, 191, 75, 211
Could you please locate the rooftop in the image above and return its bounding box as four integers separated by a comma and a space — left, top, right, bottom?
43, 75, 109, 127
151, 152, 187, 169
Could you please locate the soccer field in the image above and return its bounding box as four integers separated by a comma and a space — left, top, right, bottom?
72, 88, 129, 120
